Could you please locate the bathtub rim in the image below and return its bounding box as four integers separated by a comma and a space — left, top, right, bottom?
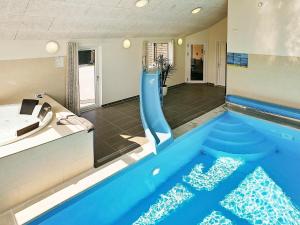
0, 95, 88, 160
0, 106, 53, 147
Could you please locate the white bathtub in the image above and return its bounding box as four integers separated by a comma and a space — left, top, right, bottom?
0, 103, 53, 147
0, 95, 94, 213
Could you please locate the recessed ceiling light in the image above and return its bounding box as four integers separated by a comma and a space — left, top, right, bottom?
258, 2, 264, 7
136, 0, 148, 8
192, 7, 202, 14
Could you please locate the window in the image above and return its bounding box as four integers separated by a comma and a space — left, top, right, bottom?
78, 50, 95, 65
143, 40, 174, 70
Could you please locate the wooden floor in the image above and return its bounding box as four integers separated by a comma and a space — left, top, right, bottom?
82, 83, 225, 167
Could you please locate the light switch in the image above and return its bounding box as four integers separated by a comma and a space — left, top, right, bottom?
55, 56, 64, 68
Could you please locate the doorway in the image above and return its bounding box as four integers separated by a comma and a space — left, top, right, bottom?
190, 44, 205, 82
78, 49, 100, 111
216, 41, 227, 86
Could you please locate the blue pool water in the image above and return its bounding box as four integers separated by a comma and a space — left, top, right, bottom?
27, 111, 300, 225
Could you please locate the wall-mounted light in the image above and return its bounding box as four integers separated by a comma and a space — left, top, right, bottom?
191, 7, 202, 14
177, 38, 183, 46
45, 41, 59, 54
258, 1, 264, 7
123, 39, 131, 49
135, 0, 148, 8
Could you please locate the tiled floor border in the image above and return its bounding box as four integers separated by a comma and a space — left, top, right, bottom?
101, 83, 186, 108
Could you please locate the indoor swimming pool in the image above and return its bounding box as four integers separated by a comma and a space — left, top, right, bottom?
25, 108, 300, 225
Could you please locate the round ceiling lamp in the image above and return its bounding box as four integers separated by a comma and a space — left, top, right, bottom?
45, 41, 59, 54
123, 39, 131, 49
191, 7, 202, 14
177, 38, 183, 46
135, 0, 148, 8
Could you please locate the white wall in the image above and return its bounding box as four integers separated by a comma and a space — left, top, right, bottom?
227, 0, 300, 108
0, 40, 67, 60
208, 19, 228, 84
101, 37, 186, 104
101, 38, 143, 104
0, 37, 185, 105
0, 40, 67, 105
0, 57, 66, 105
227, 55, 300, 108
185, 18, 227, 84
228, 0, 300, 57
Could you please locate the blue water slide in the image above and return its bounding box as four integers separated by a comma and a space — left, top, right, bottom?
226, 95, 300, 120
140, 71, 173, 151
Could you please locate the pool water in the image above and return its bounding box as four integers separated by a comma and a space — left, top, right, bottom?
27, 111, 300, 225
115, 151, 300, 225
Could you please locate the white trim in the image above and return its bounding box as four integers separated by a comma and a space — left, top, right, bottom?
168, 40, 174, 66
215, 41, 227, 86
78, 46, 102, 112
185, 41, 208, 83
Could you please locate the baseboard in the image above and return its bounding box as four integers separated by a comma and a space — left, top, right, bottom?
102, 83, 186, 107
168, 83, 186, 89
102, 95, 139, 107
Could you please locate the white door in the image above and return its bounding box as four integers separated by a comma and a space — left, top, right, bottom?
78, 48, 101, 111
216, 41, 227, 86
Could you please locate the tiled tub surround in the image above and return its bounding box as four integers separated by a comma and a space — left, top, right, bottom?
0, 106, 225, 225
0, 96, 94, 214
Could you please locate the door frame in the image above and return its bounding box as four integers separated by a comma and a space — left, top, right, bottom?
78, 46, 102, 112
185, 41, 208, 83
215, 41, 227, 86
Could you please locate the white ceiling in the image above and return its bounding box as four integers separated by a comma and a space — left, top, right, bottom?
0, 0, 227, 40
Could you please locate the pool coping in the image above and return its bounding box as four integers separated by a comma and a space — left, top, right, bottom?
0, 106, 226, 225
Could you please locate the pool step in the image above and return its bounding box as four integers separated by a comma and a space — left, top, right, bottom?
204, 139, 276, 155
208, 130, 264, 144
213, 123, 253, 134
202, 115, 276, 161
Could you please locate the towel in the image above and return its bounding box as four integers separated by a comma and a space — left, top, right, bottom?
57, 115, 94, 132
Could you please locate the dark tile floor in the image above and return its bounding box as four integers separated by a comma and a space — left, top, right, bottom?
82, 83, 225, 167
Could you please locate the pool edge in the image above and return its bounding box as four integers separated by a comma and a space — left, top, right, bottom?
1, 106, 226, 225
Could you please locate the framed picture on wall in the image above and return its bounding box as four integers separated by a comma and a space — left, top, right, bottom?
227, 52, 248, 67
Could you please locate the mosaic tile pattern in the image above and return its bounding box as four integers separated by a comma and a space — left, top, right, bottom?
220, 167, 300, 225
133, 184, 193, 225
183, 157, 243, 191
199, 211, 233, 225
